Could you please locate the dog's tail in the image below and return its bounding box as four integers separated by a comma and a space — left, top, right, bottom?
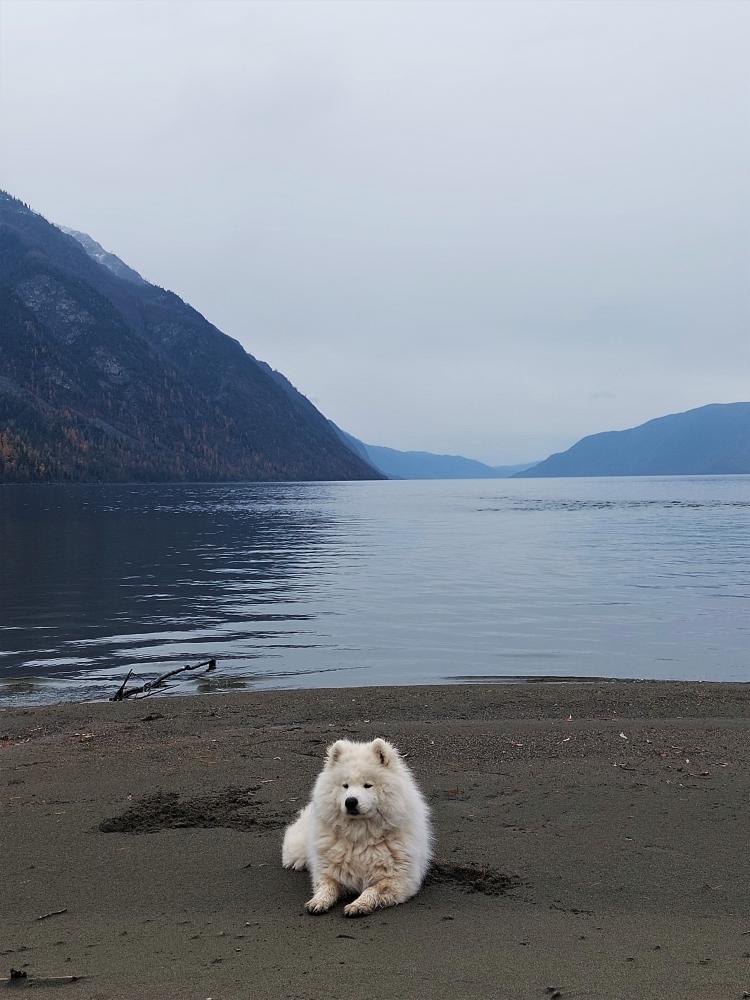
281, 803, 310, 870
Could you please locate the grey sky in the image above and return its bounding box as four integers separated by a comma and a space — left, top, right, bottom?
1, 0, 748, 463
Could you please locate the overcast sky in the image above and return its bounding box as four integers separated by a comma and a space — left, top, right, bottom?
1, 1, 748, 463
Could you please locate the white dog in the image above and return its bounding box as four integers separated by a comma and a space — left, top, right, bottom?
282, 737, 432, 917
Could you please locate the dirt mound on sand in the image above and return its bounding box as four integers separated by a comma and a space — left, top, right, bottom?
99, 786, 286, 834
428, 862, 516, 896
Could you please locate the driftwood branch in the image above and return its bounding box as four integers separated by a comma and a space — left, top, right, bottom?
110, 670, 133, 702
36, 907, 67, 921
7, 969, 85, 986
110, 658, 217, 701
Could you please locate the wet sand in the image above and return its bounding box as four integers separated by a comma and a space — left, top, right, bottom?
2, 682, 750, 999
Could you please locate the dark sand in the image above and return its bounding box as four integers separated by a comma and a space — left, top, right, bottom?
3, 682, 750, 999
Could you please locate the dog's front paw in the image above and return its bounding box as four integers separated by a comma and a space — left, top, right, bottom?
305, 895, 333, 914
344, 899, 374, 918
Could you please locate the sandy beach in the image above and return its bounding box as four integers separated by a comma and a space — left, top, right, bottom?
2, 682, 750, 999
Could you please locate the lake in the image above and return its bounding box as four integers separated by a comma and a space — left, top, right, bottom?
1, 477, 749, 705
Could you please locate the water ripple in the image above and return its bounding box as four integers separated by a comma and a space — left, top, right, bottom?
1, 477, 749, 705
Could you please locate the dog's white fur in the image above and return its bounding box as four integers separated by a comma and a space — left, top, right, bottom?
282, 737, 432, 917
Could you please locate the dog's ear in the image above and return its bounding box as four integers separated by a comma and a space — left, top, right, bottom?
325, 740, 345, 767
371, 738, 397, 767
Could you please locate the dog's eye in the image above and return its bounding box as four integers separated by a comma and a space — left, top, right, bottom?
363, 783, 372, 789
342, 783, 349, 789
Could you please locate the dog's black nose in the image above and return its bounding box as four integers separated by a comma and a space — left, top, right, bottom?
345, 796, 359, 812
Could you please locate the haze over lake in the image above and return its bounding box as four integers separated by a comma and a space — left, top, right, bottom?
1, 477, 749, 705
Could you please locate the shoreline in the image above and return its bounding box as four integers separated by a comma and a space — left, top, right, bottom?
4, 672, 750, 713
3, 681, 750, 998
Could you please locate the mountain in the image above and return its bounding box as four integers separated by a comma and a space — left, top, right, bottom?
333, 426, 533, 479
59, 227, 146, 286
0, 192, 381, 483
517, 403, 750, 478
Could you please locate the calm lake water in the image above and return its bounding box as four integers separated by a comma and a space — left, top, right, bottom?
1, 478, 749, 705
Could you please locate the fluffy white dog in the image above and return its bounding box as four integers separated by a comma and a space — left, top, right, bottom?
282, 737, 432, 917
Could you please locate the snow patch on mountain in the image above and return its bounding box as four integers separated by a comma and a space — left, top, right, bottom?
60, 227, 146, 286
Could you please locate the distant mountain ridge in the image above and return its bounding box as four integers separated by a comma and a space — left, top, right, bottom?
0, 191, 381, 483
333, 426, 533, 479
518, 403, 750, 477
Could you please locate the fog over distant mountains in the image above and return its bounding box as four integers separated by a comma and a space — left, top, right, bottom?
517, 403, 750, 477
333, 427, 533, 479
347, 401, 750, 480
